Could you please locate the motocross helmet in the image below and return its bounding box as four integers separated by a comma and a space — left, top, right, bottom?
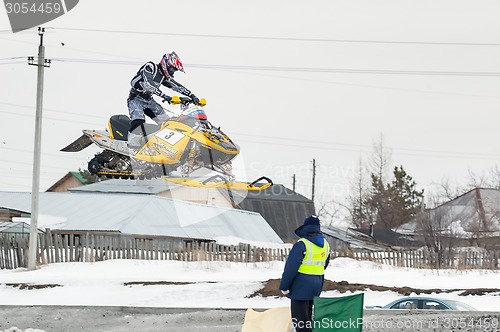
160, 51, 185, 77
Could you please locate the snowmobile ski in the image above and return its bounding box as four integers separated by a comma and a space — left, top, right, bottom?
163, 175, 273, 191
60, 134, 93, 152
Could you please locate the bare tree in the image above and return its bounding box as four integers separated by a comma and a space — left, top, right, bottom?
486, 166, 500, 188
430, 177, 463, 204
438, 166, 500, 195
347, 135, 393, 228
466, 169, 489, 189
467, 166, 500, 189
316, 200, 351, 227
467, 188, 500, 249
367, 133, 392, 184
416, 199, 461, 268
348, 158, 372, 227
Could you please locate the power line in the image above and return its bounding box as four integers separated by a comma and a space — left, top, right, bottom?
0, 61, 26, 65
47, 57, 500, 77
193, 64, 500, 77
1, 100, 499, 161
0, 56, 27, 61
3, 55, 500, 77
234, 136, 500, 161
0, 144, 88, 160
50, 57, 142, 65
49, 27, 500, 47
0, 108, 102, 126
0, 101, 102, 117
232, 132, 500, 158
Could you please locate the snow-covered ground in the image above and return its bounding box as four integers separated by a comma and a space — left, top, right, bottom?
0, 257, 499, 331
0, 257, 498, 310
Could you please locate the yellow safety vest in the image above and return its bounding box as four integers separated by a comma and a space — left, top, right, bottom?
297, 238, 330, 275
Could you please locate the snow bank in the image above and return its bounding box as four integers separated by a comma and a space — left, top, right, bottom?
1, 328, 46, 332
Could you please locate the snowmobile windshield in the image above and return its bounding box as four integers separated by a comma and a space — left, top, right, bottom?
186, 108, 207, 120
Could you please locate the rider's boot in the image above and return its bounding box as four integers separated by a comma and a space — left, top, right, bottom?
127, 131, 145, 152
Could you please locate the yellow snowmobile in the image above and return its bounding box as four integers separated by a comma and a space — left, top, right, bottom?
61, 97, 272, 191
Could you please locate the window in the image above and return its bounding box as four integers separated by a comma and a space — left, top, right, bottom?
423, 300, 447, 310
392, 300, 417, 309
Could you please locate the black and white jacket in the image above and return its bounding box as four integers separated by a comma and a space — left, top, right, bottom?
128, 61, 192, 100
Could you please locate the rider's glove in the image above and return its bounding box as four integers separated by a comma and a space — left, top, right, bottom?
281, 289, 290, 295
189, 94, 200, 105
169, 96, 181, 104
161, 94, 172, 103
190, 94, 207, 107
162, 95, 181, 105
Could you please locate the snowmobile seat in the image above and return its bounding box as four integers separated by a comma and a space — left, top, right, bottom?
109, 115, 161, 141
109, 115, 131, 141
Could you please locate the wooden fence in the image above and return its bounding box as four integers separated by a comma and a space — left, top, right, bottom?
333, 248, 500, 270
0, 232, 290, 269
1, 232, 499, 270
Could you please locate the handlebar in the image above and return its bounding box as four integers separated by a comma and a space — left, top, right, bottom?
162, 95, 206, 108
179, 96, 193, 105
179, 96, 207, 108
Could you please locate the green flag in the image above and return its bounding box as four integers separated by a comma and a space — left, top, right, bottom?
312, 293, 364, 331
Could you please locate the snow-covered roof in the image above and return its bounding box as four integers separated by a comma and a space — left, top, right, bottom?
0, 221, 31, 233
322, 225, 394, 251
0, 191, 283, 244
68, 178, 181, 194
399, 188, 500, 237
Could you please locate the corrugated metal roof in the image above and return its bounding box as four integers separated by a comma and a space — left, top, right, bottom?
399, 188, 500, 236
0, 191, 282, 244
0, 221, 40, 233
68, 180, 312, 243
236, 185, 316, 242
68, 178, 180, 194
229, 184, 312, 203
322, 225, 394, 251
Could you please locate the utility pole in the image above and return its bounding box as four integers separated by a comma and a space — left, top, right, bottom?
292, 174, 296, 192
27, 27, 51, 271
311, 159, 316, 202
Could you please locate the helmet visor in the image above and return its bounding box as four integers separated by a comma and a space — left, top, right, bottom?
167, 66, 177, 76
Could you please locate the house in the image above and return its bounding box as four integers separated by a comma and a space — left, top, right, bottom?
235, 184, 316, 243
349, 227, 423, 249
321, 225, 394, 251
0, 208, 42, 236
0, 221, 33, 234
398, 187, 500, 249
0, 207, 30, 221
56, 176, 316, 243
68, 178, 234, 208
46, 171, 89, 192
0, 191, 283, 245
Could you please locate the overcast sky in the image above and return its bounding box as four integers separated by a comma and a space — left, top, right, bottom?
1, 0, 500, 208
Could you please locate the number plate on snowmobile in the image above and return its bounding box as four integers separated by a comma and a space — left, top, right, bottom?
155, 128, 185, 146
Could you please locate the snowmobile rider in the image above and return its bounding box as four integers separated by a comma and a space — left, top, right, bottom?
279, 215, 330, 332
127, 51, 203, 149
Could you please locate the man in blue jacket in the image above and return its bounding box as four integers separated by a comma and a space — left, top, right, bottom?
280, 215, 330, 332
